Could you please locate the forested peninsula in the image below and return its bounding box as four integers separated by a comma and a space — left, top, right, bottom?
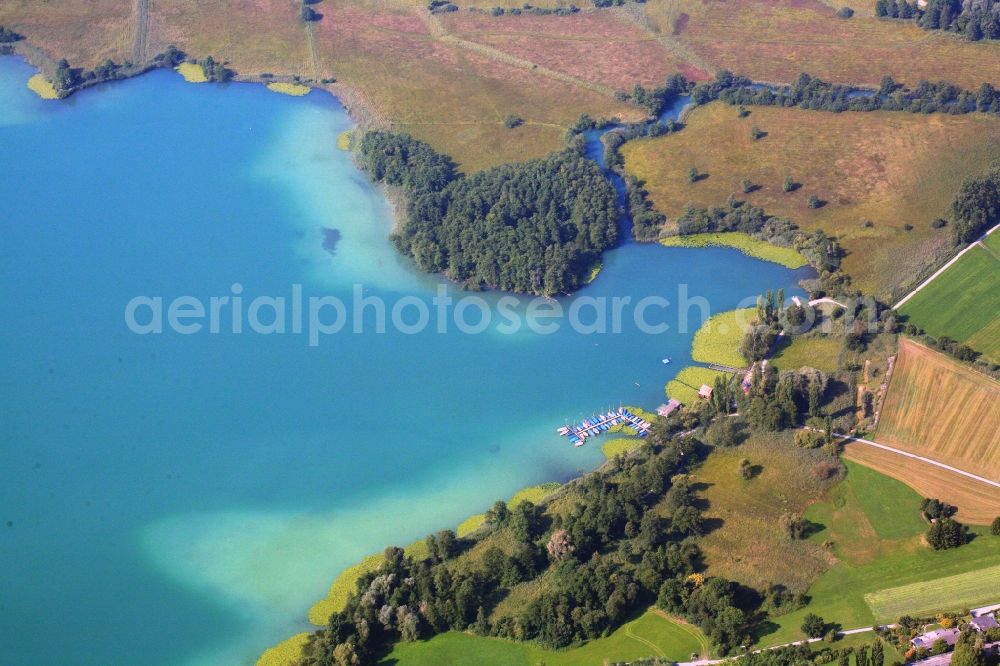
358, 131, 619, 296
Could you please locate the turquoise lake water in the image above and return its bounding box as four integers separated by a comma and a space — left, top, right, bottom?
0, 57, 809, 664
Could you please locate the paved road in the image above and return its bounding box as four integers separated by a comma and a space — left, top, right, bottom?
807, 297, 847, 309
836, 432, 1000, 489
676, 625, 892, 666
893, 222, 1000, 310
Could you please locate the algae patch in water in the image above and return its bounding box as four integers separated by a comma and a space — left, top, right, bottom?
27, 74, 59, 99
266, 82, 311, 96
176, 63, 208, 83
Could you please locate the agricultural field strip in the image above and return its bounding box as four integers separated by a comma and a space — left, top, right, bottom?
893, 221, 1000, 310
831, 432, 1000, 489
865, 566, 1000, 621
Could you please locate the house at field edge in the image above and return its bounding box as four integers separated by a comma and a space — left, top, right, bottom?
698, 384, 713, 400
971, 615, 1000, 632
911, 642, 1000, 666
911, 628, 961, 650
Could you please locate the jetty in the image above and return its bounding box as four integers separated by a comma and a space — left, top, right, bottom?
556, 407, 652, 447
707, 363, 744, 374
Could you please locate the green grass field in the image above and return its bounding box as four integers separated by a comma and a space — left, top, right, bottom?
381, 609, 708, 665
833, 462, 926, 541
900, 244, 1000, 363
770, 334, 843, 374
865, 564, 1000, 623
760, 462, 1000, 645
660, 232, 806, 269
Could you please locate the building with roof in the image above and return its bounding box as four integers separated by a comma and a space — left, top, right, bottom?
971, 615, 1000, 632
912, 628, 961, 650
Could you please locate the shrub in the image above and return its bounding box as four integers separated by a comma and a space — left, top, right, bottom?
0, 25, 24, 43
808, 195, 822, 209
992, 516, 1000, 535
802, 613, 826, 638
504, 114, 523, 129
751, 126, 766, 140
926, 517, 969, 550
688, 166, 700, 183
783, 176, 795, 192
903, 223, 914, 231
931, 218, 948, 229
837, 6, 854, 17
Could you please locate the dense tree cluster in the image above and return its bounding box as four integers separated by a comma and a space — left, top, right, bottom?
198, 56, 234, 82
0, 25, 23, 43
951, 166, 1000, 245
626, 176, 667, 240
877, 0, 1000, 41
951, 629, 991, 666
299, 425, 779, 663
695, 70, 1000, 116
428, 1, 460, 14
359, 130, 620, 295
469, 3, 582, 15
920, 497, 957, 521
614, 74, 692, 116
926, 517, 970, 549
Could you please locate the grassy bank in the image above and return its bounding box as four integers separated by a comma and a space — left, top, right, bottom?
305, 482, 561, 626
380, 608, 708, 665
661, 232, 806, 269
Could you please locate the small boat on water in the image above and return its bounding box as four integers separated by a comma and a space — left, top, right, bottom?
662, 358, 671, 364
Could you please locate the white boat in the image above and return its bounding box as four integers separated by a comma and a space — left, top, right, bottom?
662, 358, 671, 364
